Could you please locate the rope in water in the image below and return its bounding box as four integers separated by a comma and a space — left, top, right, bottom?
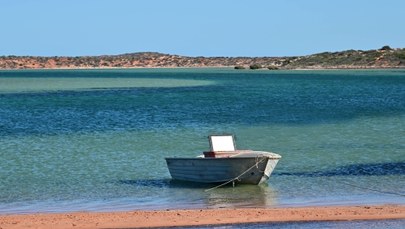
204, 159, 405, 197
339, 180, 405, 197
205, 157, 267, 192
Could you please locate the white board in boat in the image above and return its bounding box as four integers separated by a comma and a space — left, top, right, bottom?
209, 135, 235, 152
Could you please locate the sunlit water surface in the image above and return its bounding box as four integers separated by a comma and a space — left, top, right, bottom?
0, 69, 404, 214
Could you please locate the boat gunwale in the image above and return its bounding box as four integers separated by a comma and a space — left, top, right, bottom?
165, 151, 281, 160
165, 156, 280, 160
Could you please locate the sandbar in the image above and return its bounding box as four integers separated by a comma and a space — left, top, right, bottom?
0, 205, 404, 229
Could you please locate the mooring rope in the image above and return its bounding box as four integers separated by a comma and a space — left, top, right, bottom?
205, 157, 267, 192
339, 180, 405, 197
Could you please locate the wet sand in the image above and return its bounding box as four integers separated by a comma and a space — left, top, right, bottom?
0, 205, 404, 229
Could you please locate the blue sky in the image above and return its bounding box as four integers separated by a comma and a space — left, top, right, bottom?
1, 0, 404, 57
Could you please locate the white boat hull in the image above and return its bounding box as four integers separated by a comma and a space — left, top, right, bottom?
165, 151, 280, 185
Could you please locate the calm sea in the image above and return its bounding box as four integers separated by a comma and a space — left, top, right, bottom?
0, 68, 404, 214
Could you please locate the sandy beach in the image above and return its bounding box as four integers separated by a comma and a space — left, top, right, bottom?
0, 205, 404, 229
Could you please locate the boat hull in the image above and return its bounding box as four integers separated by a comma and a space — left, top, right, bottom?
165, 155, 279, 185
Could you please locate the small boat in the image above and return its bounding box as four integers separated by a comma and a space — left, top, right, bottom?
165, 135, 281, 185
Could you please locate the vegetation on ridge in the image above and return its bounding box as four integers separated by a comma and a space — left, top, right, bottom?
0, 46, 404, 70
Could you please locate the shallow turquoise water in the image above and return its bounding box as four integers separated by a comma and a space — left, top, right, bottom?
180, 219, 405, 229
0, 69, 404, 213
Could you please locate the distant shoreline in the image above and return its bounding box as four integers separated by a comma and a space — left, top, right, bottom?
1, 66, 405, 71
0, 66, 235, 71
0, 205, 404, 229
1, 46, 405, 70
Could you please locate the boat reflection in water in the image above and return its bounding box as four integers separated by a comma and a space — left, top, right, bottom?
204, 184, 278, 208
117, 179, 278, 210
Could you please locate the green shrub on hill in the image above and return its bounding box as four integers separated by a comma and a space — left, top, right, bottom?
268, 66, 279, 70
249, 64, 262, 70
380, 45, 392, 51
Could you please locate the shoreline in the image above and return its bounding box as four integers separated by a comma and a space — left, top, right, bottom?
1, 205, 404, 229
1, 66, 405, 71
1, 47, 405, 70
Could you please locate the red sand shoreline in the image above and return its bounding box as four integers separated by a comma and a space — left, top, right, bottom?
1, 205, 404, 229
